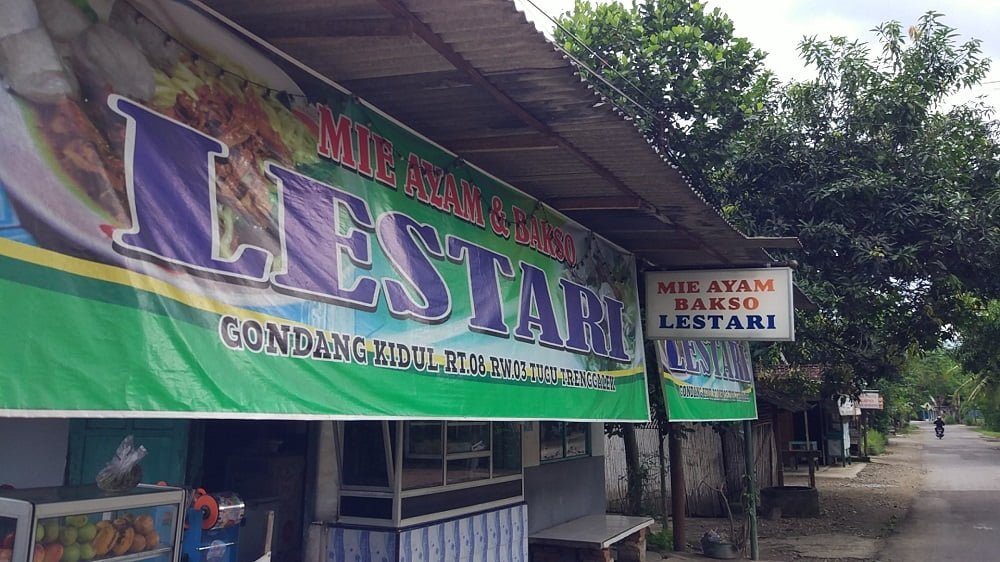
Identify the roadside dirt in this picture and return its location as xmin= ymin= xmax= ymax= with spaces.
xmin=671 ymin=431 xmax=925 ymax=561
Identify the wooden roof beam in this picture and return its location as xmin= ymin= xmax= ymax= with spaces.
xmin=371 ymin=0 xmax=644 ymax=200
xmin=452 ymin=133 xmax=559 ymax=153
xmin=622 ymin=241 xmax=705 ymax=251
xmin=547 ymin=196 xmax=644 ymax=211
xmin=630 ymin=237 xmax=802 ymax=251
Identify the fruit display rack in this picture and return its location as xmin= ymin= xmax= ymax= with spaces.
xmin=0 ymin=484 xmax=183 ymax=562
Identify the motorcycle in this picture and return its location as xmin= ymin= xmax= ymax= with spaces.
xmin=935 ymin=425 xmax=944 ymax=439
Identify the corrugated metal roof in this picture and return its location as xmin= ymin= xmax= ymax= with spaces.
xmin=202 ymin=0 xmax=791 ymax=269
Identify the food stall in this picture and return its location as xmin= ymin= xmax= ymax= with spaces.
xmin=0 ymin=0 xmax=786 ymax=560
xmin=0 ymin=0 xmax=649 ymax=559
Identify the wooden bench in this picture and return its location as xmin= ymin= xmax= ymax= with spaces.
xmin=787 ymin=440 xmax=819 ymax=465
xmin=529 ymin=514 xmax=654 ymax=562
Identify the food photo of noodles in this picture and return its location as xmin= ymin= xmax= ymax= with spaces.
xmin=0 ymin=0 xmax=319 ymax=296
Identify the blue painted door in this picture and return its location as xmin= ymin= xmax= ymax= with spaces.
xmin=67 ymin=419 xmax=190 ymax=486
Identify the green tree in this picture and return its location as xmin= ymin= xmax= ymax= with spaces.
xmin=954 ymin=299 xmax=1000 ymax=428
xmin=902 ymin=351 xmax=964 ymax=411
xmin=555 ymin=0 xmax=773 ymax=188
xmin=717 ymin=14 xmax=1000 ymax=380
xmin=563 ymin=5 xmax=1000 ymax=383
xmin=562 ymin=1 xmax=1000 ymax=512
xmin=558 ymin=0 xmax=776 ymax=514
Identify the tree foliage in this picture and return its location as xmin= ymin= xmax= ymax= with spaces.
xmin=955 ymin=299 xmax=1000 ymax=378
xmin=953 ymin=299 xmax=1000 ymax=428
xmin=560 ymin=4 xmax=1000 ymax=387
xmin=555 ymin=0 xmax=773 ymax=184
xmin=899 ymin=351 xmax=964 ymax=410
xmin=717 ymin=14 xmax=1000 ymax=380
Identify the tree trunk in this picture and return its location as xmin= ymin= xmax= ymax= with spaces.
xmin=659 ymin=427 xmax=668 ymax=526
xmin=623 ymin=423 xmax=643 ymax=514
xmin=669 ymin=423 xmax=687 ymax=551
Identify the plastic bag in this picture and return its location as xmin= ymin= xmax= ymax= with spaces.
xmin=95 ymin=435 xmax=147 ymax=492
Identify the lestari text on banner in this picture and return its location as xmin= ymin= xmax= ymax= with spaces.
xmin=654 ymin=339 xmax=758 ymax=422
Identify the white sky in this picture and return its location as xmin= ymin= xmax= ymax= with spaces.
xmin=515 ymin=0 xmax=1000 ymax=111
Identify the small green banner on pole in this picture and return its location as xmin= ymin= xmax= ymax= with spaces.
xmin=654 ymin=340 xmax=757 ymax=422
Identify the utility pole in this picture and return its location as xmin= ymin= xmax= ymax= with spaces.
xmin=743 ymin=420 xmax=759 ymax=560
xmin=669 ymin=422 xmax=686 ymax=551
xmin=804 ymin=409 xmax=816 ymax=487
xmin=659 ymin=425 xmax=669 ymax=533
xmin=862 ymin=412 xmax=869 ymax=458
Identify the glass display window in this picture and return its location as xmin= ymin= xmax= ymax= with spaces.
xmin=540 ymin=421 xmax=591 ymax=462
xmin=338 ymin=421 xmax=523 ymax=526
xmin=1 ymin=515 xmax=18 ymax=561
xmin=0 ymin=484 xmax=183 ymax=562
xmin=492 ymin=423 xmax=522 ymax=478
xmin=341 ymin=421 xmax=392 ymax=489
xmin=403 ymin=422 xmax=444 ymax=490
xmin=34 ymin=508 xmax=174 ymax=561
xmin=402 ymin=422 xmax=521 ymax=489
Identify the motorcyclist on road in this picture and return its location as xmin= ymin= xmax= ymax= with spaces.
xmin=934 ymin=416 xmax=945 ymax=437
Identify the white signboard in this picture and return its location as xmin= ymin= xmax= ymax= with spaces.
xmin=842 ymin=421 xmax=851 ymax=457
xmin=859 ymin=391 xmax=884 ymax=410
xmin=644 ymin=268 xmax=795 ymax=341
xmin=838 ymin=396 xmax=861 ymax=417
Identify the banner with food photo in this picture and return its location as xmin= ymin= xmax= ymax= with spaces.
xmin=655 ymin=340 xmax=757 ymax=422
xmin=0 ymin=0 xmax=649 ymax=420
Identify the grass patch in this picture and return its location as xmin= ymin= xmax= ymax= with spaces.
xmin=895 ymin=423 xmax=916 ymax=435
xmin=647 ymin=528 xmax=673 ymax=551
xmin=866 ymin=428 xmax=888 ymax=455
xmin=972 ymin=426 xmax=1000 ymax=439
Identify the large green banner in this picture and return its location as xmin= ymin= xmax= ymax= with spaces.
xmin=654 ymin=340 xmax=757 ymax=422
xmin=0 ymin=0 xmax=647 ymax=420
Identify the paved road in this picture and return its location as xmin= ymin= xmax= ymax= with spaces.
xmin=879 ymin=421 xmax=1000 ymax=561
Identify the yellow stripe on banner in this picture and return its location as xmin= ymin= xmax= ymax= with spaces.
xmin=0 ymin=238 xmax=295 ymax=327
xmin=604 ymin=366 xmax=645 ymax=378
xmin=0 ymin=238 xmax=645 ymax=380
xmin=663 ymin=370 xmax=753 ymax=393
xmin=663 ymin=371 xmax=692 ymax=387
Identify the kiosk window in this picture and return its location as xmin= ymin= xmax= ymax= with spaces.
xmin=493 ymin=422 xmax=522 ymax=477
xmin=342 ymin=421 xmax=390 ymax=488
xmin=402 ymin=421 xmax=522 ymax=490
xmin=403 ymin=422 xmax=444 ymax=490
xmin=540 ymin=422 xmax=591 ymax=462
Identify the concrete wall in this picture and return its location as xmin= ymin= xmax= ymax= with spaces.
xmin=521 ymin=421 xmax=606 ymax=533
xmin=523 ymin=455 xmax=606 ymax=534
xmin=0 ymin=418 xmax=69 ymax=487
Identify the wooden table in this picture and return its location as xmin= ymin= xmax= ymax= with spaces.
xmin=530 ymin=514 xmax=654 ymax=562
xmin=780 ymin=449 xmax=822 ymax=488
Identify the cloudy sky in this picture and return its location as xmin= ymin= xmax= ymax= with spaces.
xmin=514 ymin=0 xmax=1000 ymax=110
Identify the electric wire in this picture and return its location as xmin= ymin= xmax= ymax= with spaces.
xmin=519 ymin=0 xmax=664 ymax=124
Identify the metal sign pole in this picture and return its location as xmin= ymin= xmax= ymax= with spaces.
xmin=743 ymin=420 xmax=759 ymax=560
xmin=669 ymin=422 xmax=687 ymax=552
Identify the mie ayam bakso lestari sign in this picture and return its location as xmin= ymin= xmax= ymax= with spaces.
xmin=644 ymin=268 xmax=795 ymax=341
xmin=0 ymin=0 xmax=648 ymax=420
